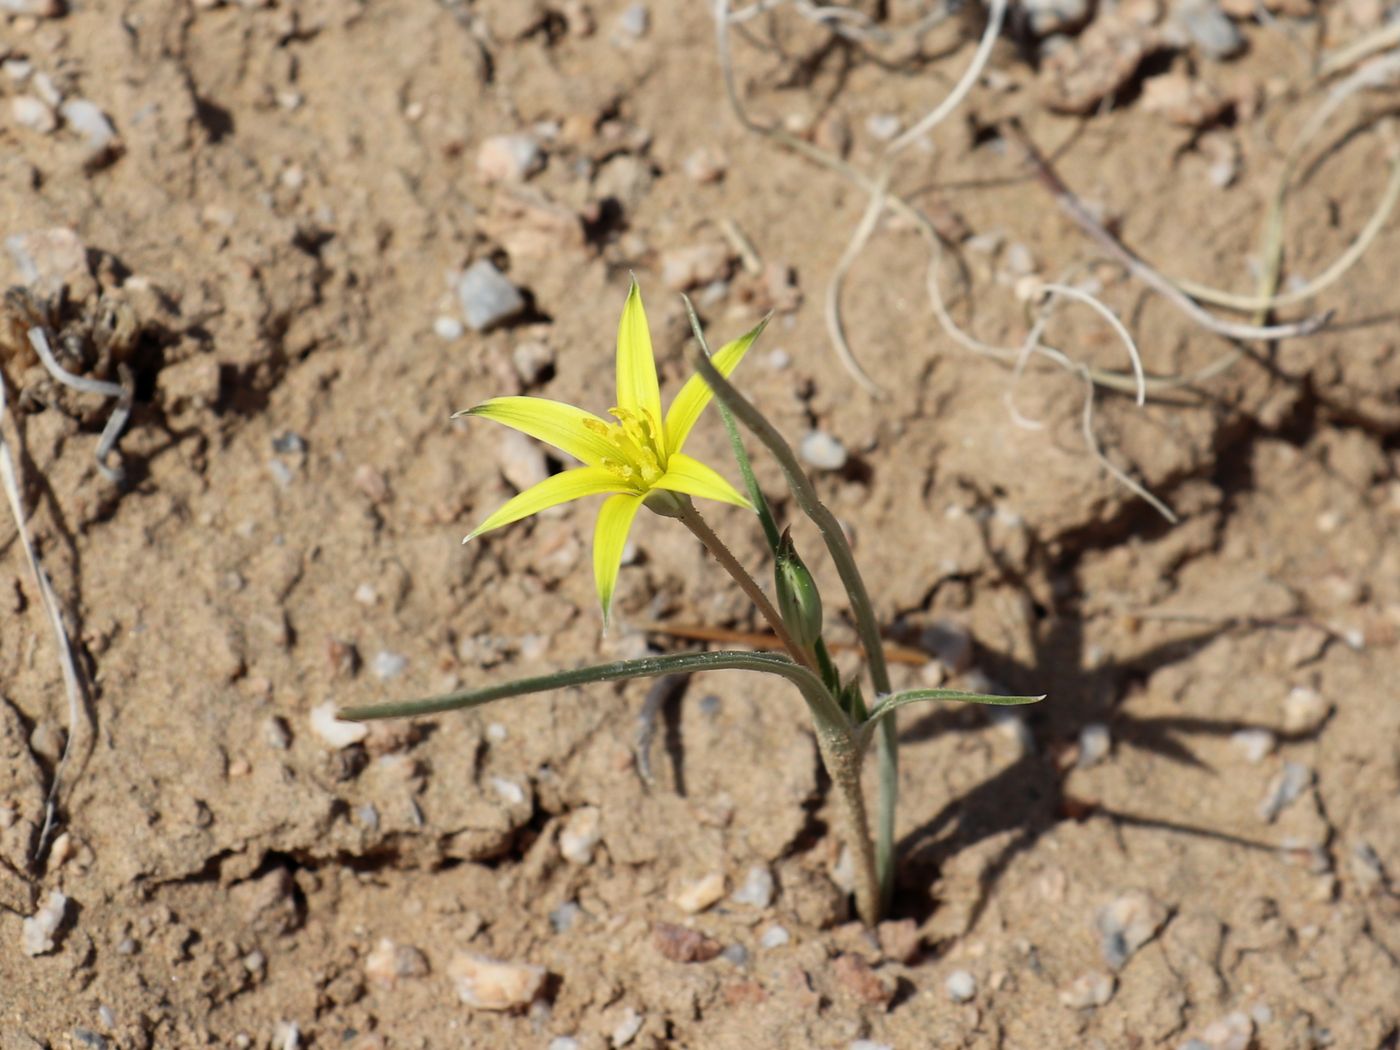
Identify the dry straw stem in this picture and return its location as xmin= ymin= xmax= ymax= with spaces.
xmin=27 ymin=327 xmax=134 ymax=483
xmin=0 ymin=369 xmax=89 ymax=867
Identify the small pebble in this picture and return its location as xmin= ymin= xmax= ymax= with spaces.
xmin=672 ymin=872 xmax=726 ymax=914
xmin=850 ymin=1043 xmax=894 ymax=1050
xmin=760 ymin=925 xmax=790 ymax=949
xmin=652 ymin=921 xmax=722 ymax=963
xmin=476 ymin=133 xmax=544 ymax=184
xmin=365 ymin=938 xmax=429 ymax=987
xmin=371 ymin=651 xmax=408 ymax=681
xmin=548 ymin=1039 xmax=580 ymax=1050
xmin=1078 ymin=723 xmax=1111 ymax=767
xmin=683 ymin=147 xmax=727 ymax=183
xmin=730 ymin=864 xmax=775 ymax=909
xmin=434 ymin=315 xmax=464 ymax=341
xmin=511 ymin=341 xmax=555 ymax=385
xmin=1231 ymin=728 xmax=1275 ymax=764
xmin=611 ymin=1007 xmax=643 ymax=1046
xmin=59 ymin=98 xmax=119 ymax=160
xmin=490 ymin=777 xmax=526 ymax=806
xmin=22 ymin=890 xmax=68 ymax=956
xmin=550 ymin=901 xmax=581 ymax=932
xmin=1258 ymin=762 xmax=1311 ymax=822
xmin=945 ymin=969 xmax=977 ymax=1003
xmin=1282 ymin=687 xmax=1330 ymax=734
xmin=309 ymin=701 xmax=368 ymax=749
xmin=1171 ymin=0 xmax=1244 ymax=59
xmin=498 ymin=429 xmax=549 ymax=493
xmin=865 ymin=114 xmax=902 ymax=141
xmin=457 ymin=260 xmax=527 ymax=332
xmin=1190 ymin=1011 xmax=1254 ymax=1050
xmin=5 ymin=227 xmax=87 ymax=297
xmin=765 ymin=348 xmax=791 ymax=370
xmin=799 ymin=431 xmax=847 ymax=471
xmin=660 ymin=243 xmax=734 ymax=291
xmin=12 ymin=95 xmax=56 ymax=133
xmin=271 ymin=430 xmax=306 ymax=455
xmin=559 ymin=806 xmax=602 ymax=865
xmin=1059 ymin=971 xmax=1116 ymax=1009
xmin=617 ymin=3 xmax=649 ymax=37
xmin=721 ymin=943 xmax=748 ymax=966
xmin=1020 ymin=0 xmax=1090 ymax=33
xmin=1096 ymin=890 xmax=1169 ymax=970
xmin=448 ymin=953 xmax=546 ymax=1011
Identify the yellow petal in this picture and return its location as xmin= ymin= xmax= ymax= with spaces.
xmin=593 ymin=492 xmax=644 ymax=625
xmin=663 ymin=317 xmax=766 ymax=454
xmin=653 ymin=452 xmax=752 ymax=509
xmin=467 ymin=466 xmax=631 ymax=539
xmin=615 ymin=280 xmax=664 ymax=448
xmin=458 ymin=396 xmax=616 ymax=468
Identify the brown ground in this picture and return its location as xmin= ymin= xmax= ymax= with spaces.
xmin=2 ymin=1 xmax=1399 ymax=1047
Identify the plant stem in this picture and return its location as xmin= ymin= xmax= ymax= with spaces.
xmin=674 ymin=500 xmax=817 ymax=675
xmin=814 ymin=723 xmax=880 ymax=926
xmin=688 ymin=347 xmax=900 ymax=913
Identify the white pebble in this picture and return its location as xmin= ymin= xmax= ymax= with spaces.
xmin=945 ymin=969 xmax=977 ymax=1002
xmin=11 ymin=95 xmax=56 ymax=133
xmin=1230 ymin=728 xmax=1275 ymax=764
xmin=559 ymin=806 xmax=602 ymax=865
xmin=59 ymin=98 xmax=118 ymax=156
xmin=730 ymin=864 xmax=775 ymax=909
xmin=1078 ymin=723 xmax=1111 ymax=767
xmin=799 ymin=430 xmax=847 ymax=471
xmin=448 ymin=953 xmax=546 ymax=1011
xmin=365 ymin=938 xmax=429 ymax=987
xmin=433 ymin=315 xmax=464 ymax=341
xmin=865 ymin=114 xmax=902 ymax=141
xmin=1059 ymin=970 xmax=1116 ymax=1008
xmin=760 ymin=925 xmax=790 ymax=949
xmin=457 ymin=259 xmax=526 ymax=332
xmin=371 ymin=651 xmax=408 ymax=681
xmin=491 ymin=777 xmax=526 ymax=806
xmin=476 ymin=133 xmax=544 ymax=184
xmin=548 ymin=1040 xmax=580 ymax=1050
xmin=1258 ymin=762 xmax=1311 ymax=823
xmin=1282 ymin=687 xmax=1329 ymax=734
xmin=309 ymin=701 xmax=368 ymax=749
xmin=617 ymin=4 xmax=649 ymax=37
xmin=611 ymin=1006 xmax=644 ymax=1046
xmin=672 ymin=873 xmax=726 ymax=915
xmin=21 ymin=890 xmax=68 ymax=956
xmin=851 ymin=1042 xmax=894 ymax=1050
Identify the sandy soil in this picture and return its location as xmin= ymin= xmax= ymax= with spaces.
xmin=2 ymin=1 xmax=1399 ymax=1047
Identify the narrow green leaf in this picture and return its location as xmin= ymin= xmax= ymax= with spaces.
xmin=867 ymin=688 xmax=1045 ymax=722
xmin=681 ymin=297 xmax=783 ymax=557
xmin=340 ymin=648 xmax=832 ymax=723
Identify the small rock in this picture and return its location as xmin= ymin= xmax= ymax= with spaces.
xmin=272 ymin=430 xmax=306 ymax=455
xmin=371 ymin=651 xmax=408 ymax=682
xmin=498 ymin=429 xmax=549 ymax=493
xmin=310 ymin=702 xmax=369 ymax=749
xmin=683 ymin=147 xmax=727 ymax=183
xmin=1060 ymin=971 xmax=1116 ymax=1008
xmin=476 ymin=134 xmax=545 ymax=184
xmin=617 ymin=3 xmax=649 ymax=37
xmin=457 ymin=260 xmax=527 ymax=332
xmin=720 ymin=943 xmax=748 ymax=966
xmin=920 ymin=620 xmax=974 ymax=673
xmin=559 ymin=806 xmax=602 ymax=865
xmin=611 ymin=1007 xmax=644 ymax=1047
xmin=234 ymin=868 xmax=299 ymax=936
xmin=1021 ymin=0 xmax=1092 ymax=33
xmin=21 ymin=890 xmax=68 ymax=956
xmin=652 ymin=921 xmax=721 ymax=963
xmin=832 ymin=953 xmax=894 ymax=1007
xmin=548 ymin=1039 xmax=580 ymax=1050
xmin=1190 ymin=1011 xmax=1254 ymax=1050
xmin=490 ymin=777 xmax=526 ymax=806
xmin=660 ymin=243 xmax=735 ymax=291
xmin=511 ymin=340 xmax=555 ymax=386
xmin=353 ymin=465 xmax=390 ymax=504
xmin=1078 ymin=723 xmax=1111 ymax=768
xmin=59 ymin=99 xmax=120 ymax=164
xmin=850 ymin=1043 xmax=894 ymax=1050
xmin=365 ymin=938 xmax=429 ymax=987
xmin=5 ymin=227 xmax=88 ymax=298
xmin=0 ymin=0 xmax=63 ymax=12
xmin=1282 ymin=686 xmax=1329 ymax=734
xmin=1231 ymin=728 xmax=1275 ymax=764
xmin=1258 ymin=761 xmax=1311 ymax=822
xmin=865 ymin=114 xmax=902 ymax=142
xmin=812 ymin=111 xmax=852 ymax=157
xmin=945 ymin=969 xmax=977 ymax=1002
xmin=1171 ymin=0 xmax=1244 ymax=59
xmin=1096 ymin=890 xmax=1169 ymax=970
xmin=730 ymin=865 xmax=775 ymax=909
xmin=433 ymin=315 xmax=464 ymax=341
xmin=877 ymin=918 xmax=921 ymax=964
xmin=799 ymin=431 xmax=847 ymax=471
xmin=12 ymin=96 xmax=56 ymax=133
xmin=760 ymin=925 xmax=790 ymax=949
xmin=673 ymin=873 xmax=726 ymax=914
xmin=550 ymin=901 xmax=581 ymax=932
xmin=448 ymin=953 xmax=546 ymax=1011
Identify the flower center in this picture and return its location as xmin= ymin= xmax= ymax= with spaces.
xmin=583 ymin=407 xmax=666 ymax=488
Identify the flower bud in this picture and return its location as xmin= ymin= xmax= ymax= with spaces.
xmin=774 ymin=529 xmax=823 ymax=651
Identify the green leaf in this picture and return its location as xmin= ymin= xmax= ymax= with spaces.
xmin=339 ymin=648 xmax=834 ymax=723
xmin=866 ymin=688 xmax=1044 ymax=722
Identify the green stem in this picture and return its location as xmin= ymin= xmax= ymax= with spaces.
xmin=674 ymin=499 xmax=816 ymax=676
xmin=689 ymin=347 xmax=899 ymax=914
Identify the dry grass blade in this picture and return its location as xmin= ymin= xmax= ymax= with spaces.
xmin=0 ymin=370 xmax=90 ymax=867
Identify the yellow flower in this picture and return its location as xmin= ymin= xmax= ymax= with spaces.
xmin=459 ymin=280 xmax=760 ymax=622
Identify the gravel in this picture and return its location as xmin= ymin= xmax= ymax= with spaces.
xmin=799 ymin=430 xmax=848 ymax=471
xmin=457 ymin=260 xmax=527 ymax=332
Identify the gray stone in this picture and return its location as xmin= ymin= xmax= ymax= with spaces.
xmin=799 ymin=430 xmax=848 ymax=471
xmin=457 ymin=260 xmax=526 ymax=332
xmin=1172 ymin=0 xmax=1245 ymax=60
